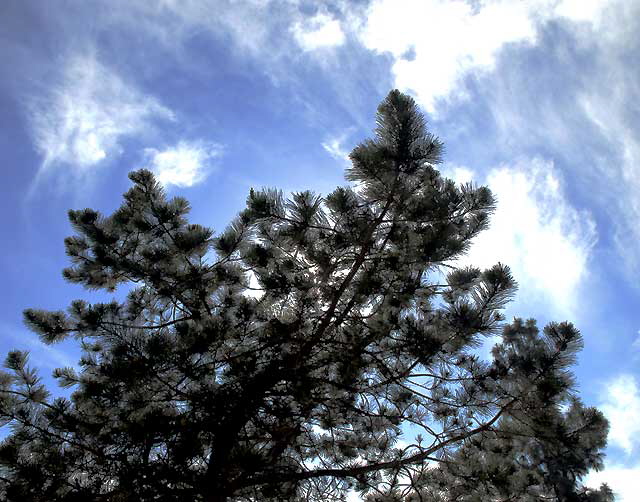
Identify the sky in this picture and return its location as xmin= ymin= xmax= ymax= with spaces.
xmin=1 ymin=0 xmax=639 ymax=498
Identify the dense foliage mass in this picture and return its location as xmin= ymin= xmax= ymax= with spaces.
xmin=0 ymin=91 xmax=612 ymax=501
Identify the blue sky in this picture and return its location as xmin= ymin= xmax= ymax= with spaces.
xmin=1 ymin=0 xmax=639 ymax=498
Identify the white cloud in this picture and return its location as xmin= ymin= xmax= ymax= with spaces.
xmin=292 ymin=12 xmax=345 ymax=51
xmin=584 ymin=374 xmax=640 ymax=500
xmin=321 ymin=129 xmax=353 ymax=165
xmin=585 ymin=463 xmax=640 ymax=501
xmin=357 ymin=0 xmax=613 ymax=114
xmin=144 ymin=140 xmax=222 ymax=188
xmin=28 ymin=54 xmax=174 ymax=175
xmin=359 ymin=0 xmax=541 ymax=113
xmin=555 ymin=0 xmax=608 ymax=25
xmin=599 ymin=374 xmax=640 ymax=454
xmin=442 ymin=164 xmax=474 ymax=185
xmin=454 ymin=158 xmax=597 ymax=317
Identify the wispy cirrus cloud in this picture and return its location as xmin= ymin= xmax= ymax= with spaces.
xmin=109 ymin=0 xmax=297 ymax=66
xmin=578 ymin=76 xmax=640 ymax=278
xmin=144 ymin=140 xmax=222 ymax=189
xmin=28 ymin=53 xmax=174 ymax=178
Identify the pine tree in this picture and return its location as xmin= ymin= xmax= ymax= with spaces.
xmin=1 ymin=91 xmax=612 ymax=501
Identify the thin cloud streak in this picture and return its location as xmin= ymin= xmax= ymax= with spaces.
xmin=1 ymin=323 xmax=77 ymax=371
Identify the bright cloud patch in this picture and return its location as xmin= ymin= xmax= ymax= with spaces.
xmin=359 ymin=0 xmax=539 ymax=113
xmin=29 ymin=54 xmax=173 ymax=172
xmin=585 ymin=462 xmax=640 ymax=502
xmin=144 ymin=141 xmax=222 ymax=188
xmin=555 ymin=0 xmax=607 ymax=24
xmin=443 ymin=164 xmax=474 ymax=185
xmin=452 ymin=158 xmax=596 ymax=317
xmin=599 ymin=374 xmax=640 ymax=454
xmin=292 ymin=12 xmax=345 ymax=51
xmin=321 ymin=129 xmax=353 ymax=165
xmin=358 ymin=0 xmax=611 ymax=113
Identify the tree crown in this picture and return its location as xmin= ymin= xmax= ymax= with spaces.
xmin=1 ymin=90 xmax=611 ymax=502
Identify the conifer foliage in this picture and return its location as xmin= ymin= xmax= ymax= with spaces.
xmin=1 ymin=91 xmax=612 ymax=501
